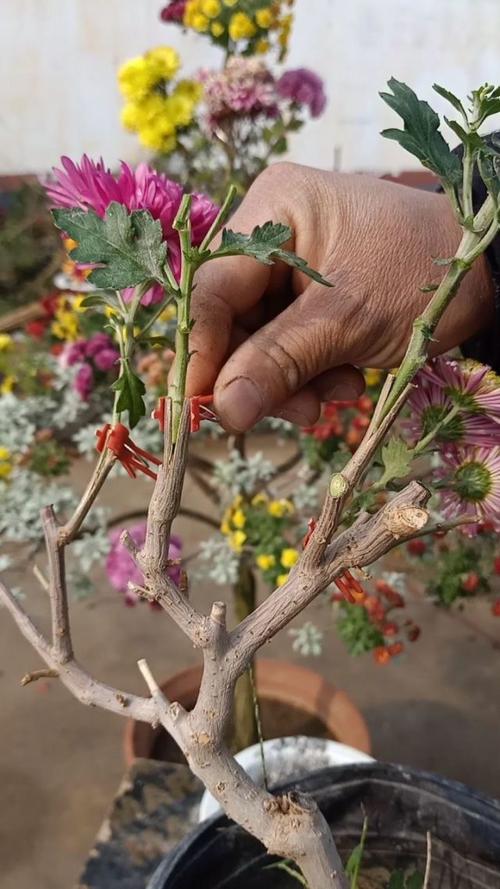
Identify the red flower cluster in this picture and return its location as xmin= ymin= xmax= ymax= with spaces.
xmin=24 ymin=293 xmax=59 ymax=339
xmin=333 ymin=575 xmax=421 ymax=664
xmin=303 ymin=395 xmax=373 ymax=450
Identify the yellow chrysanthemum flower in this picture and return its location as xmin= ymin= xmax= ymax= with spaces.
xmin=251 ymin=492 xmax=268 ymax=507
xmin=0 ymin=446 xmax=12 ymax=479
xmin=221 ymin=519 xmax=231 ymax=535
xmin=229 ymin=11 xmax=257 ymax=40
xmin=118 ymin=57 xmax=159 ymax=101
xmin=160 ymin=304 xmax=177 ymax=322
xmin=277 ymin=573 xmax=290 ymax=587
xmin=0 ymin=375 xmax=16 ymax=395
xmin=255 ymin=38 xmax=270 ymax=53
xmin=51 ymin=309 xmax=79 ymax=342
xmin=255 ymin=7 xmax=273 ymax=28
xmin=146 ymin=46 xmax=180 ymax=80
xmin=364 ymin=368 xmax=383 ymax=387
xmin=268 ymin=499 xmax=294 ymax=518
xmin=256 ymin=553 xmax=276 ymax=571
xmin=232 ymin=508 xmax=246 ymax=529
xmin=229 ymin=530 xmax=247 ymax=552
xmin=139 ymin=123 xmax=177 ymax=153
xmin=201 ymin=0 xmax=221 ymax=16
xmin=281 ymin=548 xmax=299 ymax=569
xmin=72 ymin=295 xmax=87 ymax=313
xmin=211 ymin=21 xmax=225 ymax=36
xmin=0 ymin=334 xmax=13 ymax=351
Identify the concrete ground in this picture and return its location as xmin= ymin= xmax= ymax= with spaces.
xmin=1 ymin=438 xmax=500 ymax=889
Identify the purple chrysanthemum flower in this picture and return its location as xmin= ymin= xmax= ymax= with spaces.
xmin=74 ymin=363 xmax=94 ymax=400
xmin=406 ymin=380 xmax=500 ymax=448
xmin=85 ymin=332 xmax=114 ymax=357
xmin=420 ymin=357 xmax=500 ymax=421
xmin=106 ymin=521 xmax=182 ymax=606
xmin=277 ymin=68 xmax=327 ymax=118
xmin=93 ymin=348 xmax=119 ymax=372
xmin=44 ymin=157 xmax=218 ymax=290
xmin=160 ymin=0 xmax=187 ymax=23
xmin=437 ymin=445 xmax=500 ymax=535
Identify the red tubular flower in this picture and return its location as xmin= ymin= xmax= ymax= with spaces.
xmin=96 ymin=423 xmax=162 ymax=479
xmin=374 ymin=647 xmax=391 ymax=665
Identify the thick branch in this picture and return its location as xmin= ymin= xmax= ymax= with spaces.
xmin=230 ymin=482 xmax=430 ymax=670
xmin=42 ymin=506 xmax=73 ymax=663
xmin=0 ymin=579 xmax=156 ymax=722
xmin=138 ymin=400 xmax=207 ymax=645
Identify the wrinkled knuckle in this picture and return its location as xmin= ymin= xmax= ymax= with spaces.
xmin=253 ymin=331 xmax=306 ymax=395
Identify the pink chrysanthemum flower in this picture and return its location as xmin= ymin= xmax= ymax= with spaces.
xmin=106 ymin=521 xmax=182 ymax=606
xmin=199 ymin=58 xmax=279 ymax=132
xmin=437 ymin=446 xmax=500 ymax=535
xmin=406 ymin=383 xmax=500 ymax=448
xmin=420 ymin=357 xmax=500 ymax=422
xmin=44 ymin=156 xmax=218 ymax=301
xmin=277 ymin=68 xmax=327 ymax=118
xmin=160 ymin=0 xmax=187 ymax=23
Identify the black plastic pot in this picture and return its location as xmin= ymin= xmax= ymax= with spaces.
xmin=147 ymin=762 xmax=500 ymax=889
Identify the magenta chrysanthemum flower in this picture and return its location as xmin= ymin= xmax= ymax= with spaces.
xmin=405 ymin=380 xmax=500 ymax=448
xmin=199 ymin=58 xmax=279 ymax=131
xmin=277 ymin=68 xmax=327 ymax=118
xmin=420 ymin=357 xmax=500 ymax=422
xmin=160 ymin=0 xmax=187 ymax=22
xmin=437 ymin=446 xmax=500 ymax=535
xmin=74 ymin=363 xmax=94 ymax=400
xmin=106 ymin=521 xmax=182 ymax=606
xmin=44 ymin=156 xmax=218 ymax=287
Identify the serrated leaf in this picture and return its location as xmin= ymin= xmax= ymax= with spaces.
xmin=213 ymin=222 xmax=332 ymax=286
xmin=380 ymin=437 xmax=414 ymax=484
xmin=478 ymin=146 xmax=500 ymax=201
xmin=380 ymin=78 xmax=462 ymax=186
xmin=52 ymin=203 xmax=168 ymax=290
xmin=433 ymin=83 xmax=466 ymax=117
xmin=445 ymin=118 xmax=483 ymax=153
xmin=112 ymin=361 xmax=146 ymax=428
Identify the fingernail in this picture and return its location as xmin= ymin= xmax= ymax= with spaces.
xmin=217 ymin=377 xmax=264 ymax=431
xmin=329 ymin=384 xmax=359 ymax=402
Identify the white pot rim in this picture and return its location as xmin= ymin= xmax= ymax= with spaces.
xmin=198 ymin=735 xmax=375 ymax=822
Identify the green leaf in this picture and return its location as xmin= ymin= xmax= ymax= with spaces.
xmin=52 ymin=203 xmax=168 ymax=290
xmin=380 ymin=437 xmax=414 ymax=484
xmin=406 ymin=874 xmax=424 ymax=889
xmin=79 ymin=292 xmax=121 ymax=311
xmin=380 ymin=78 xmax=462 ymax=186
xmin=433 ymin=84 xmax=466 ymax=117
xmin=445 ymin=119 xmax=483 ymax=153
xmin=471 ymin=84 xmax=500 ymax=125
xmin=478 ymin=145 xmax=500 ymax=201
xmin=346 ymin=818 xmax=368 ymax=889
xmin=213 ymin=222 xmax=332 ymax=286
xmin=112 ymin=361 xmax=146 ymax=428
xmin=388 ymin=873 xmax=405 ymax=889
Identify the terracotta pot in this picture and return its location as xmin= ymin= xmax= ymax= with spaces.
xmin=123 ymin=658 xmax=371 ymax=766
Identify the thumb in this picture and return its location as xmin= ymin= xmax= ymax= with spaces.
xmin=213 ymin=284 xmax=350 ymax=431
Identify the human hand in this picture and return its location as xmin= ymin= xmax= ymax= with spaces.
xmin=184 ymin=163 xmax=494 ymax=431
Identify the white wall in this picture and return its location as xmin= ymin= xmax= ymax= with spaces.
xmin=1 ymin=0 xmax=500 ymax=175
